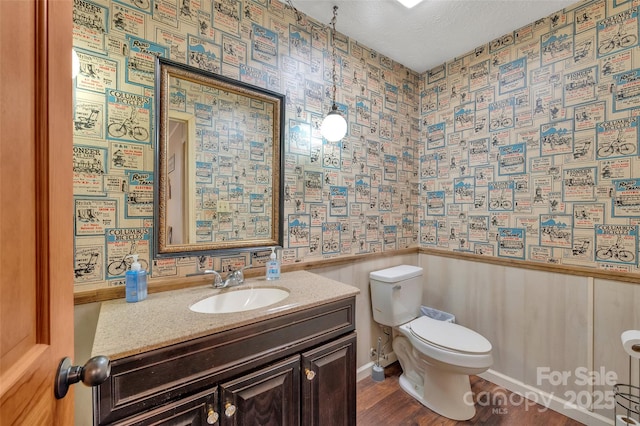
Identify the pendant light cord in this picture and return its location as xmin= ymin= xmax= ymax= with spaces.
xmin=319 ymin=4 xmax=347 ymax=142
xmin=330 ymin=5 xmax=338 ymax=111
xmin=284 ymin=0 xmax=303 ymax=23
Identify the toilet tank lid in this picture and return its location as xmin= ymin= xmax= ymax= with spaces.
xmin=370 ymin=265 xmax=423 ymax=282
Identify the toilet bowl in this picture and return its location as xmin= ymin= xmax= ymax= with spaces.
xmin=370 ymin=265 xmax=493 ymax=421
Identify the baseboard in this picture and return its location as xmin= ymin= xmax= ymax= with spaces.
xmin=479 ymin=369 xmax=613 ymax=426
xmin=357 ymin=351 xmax=398 ymax=382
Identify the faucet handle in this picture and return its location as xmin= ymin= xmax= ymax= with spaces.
xmin=203 ymin=269 xmax=223 ymax=288
xmin=230 ymin=266 xmax=248 ymax=284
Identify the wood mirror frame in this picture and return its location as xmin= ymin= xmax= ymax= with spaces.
xmin=155 ymin=58 xmax=284 ymax=257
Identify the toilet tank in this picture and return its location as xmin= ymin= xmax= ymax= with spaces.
xmin=370 ymin=265 xmax=423 ymax=326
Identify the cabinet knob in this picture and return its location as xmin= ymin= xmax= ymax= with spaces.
xmin=206 ymin=406 xmax=219 ymax=424
xmin=305 ymin=368 xmax=316 ymax=381
xmin=224 ymin=403 xmax=237 ymax=417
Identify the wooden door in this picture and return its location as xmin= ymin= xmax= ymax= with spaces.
xmin=301 ymin=333 xmax=357 ymax=426
xmin=220 ymin=356 xmax=300 ymax=426
xmin=0 ymin=0 xmax=75 ymax=424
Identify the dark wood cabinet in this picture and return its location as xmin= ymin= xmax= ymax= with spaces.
xmin=116 ymin=388 xmax=219 ymax=426
xmin=301 ymin=334 xmax=356 ymax=426
xmin=220 ymin=356 xmax=300 ymax=426
xmin=93 ymin=297 xmax=356 ymax=425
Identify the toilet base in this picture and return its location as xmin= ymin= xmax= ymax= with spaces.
xmin=394 ymin=335 xmax=478 ymax=421
xmin=398 ymin=369 xmax=476 ymax=421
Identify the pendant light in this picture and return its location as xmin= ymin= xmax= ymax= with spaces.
xmin=320 ymin=5 xmax=347 ymax=142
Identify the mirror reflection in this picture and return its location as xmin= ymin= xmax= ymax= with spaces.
xmin=156 ymin=58 xmax=284 ymax=257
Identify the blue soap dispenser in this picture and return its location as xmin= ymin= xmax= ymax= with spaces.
xmin=266 ymin=247 xmax=280 ymax=280
xmin=125 ymin=254 xmax=147 ymax=302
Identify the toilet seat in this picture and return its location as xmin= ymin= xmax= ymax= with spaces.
xmin=408 ymin=316 xmax=492 ymax=355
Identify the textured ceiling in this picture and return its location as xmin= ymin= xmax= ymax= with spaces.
xmin=292 ymin=0 xmax=579 ymax=73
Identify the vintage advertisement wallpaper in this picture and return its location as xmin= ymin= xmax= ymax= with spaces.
xmin=72 ymin=0 xmax=640 ymax=292
xmin=419 ymin=0 xmax=640 ymax=272
xmin=72 ymin=0 xmax=420 ymax=290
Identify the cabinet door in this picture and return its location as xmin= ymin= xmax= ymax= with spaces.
xmin=219 ymin=355 xmax=300 ymax=426
xmin=117 ymin=388 xmax=219 ymax=425
xmin=301 ymin=333 xmax=356 ymax=426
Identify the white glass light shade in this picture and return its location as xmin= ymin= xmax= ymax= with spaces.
xmin=395 ymin=0 xmax=425 ymax=8
xmin=320 ymin=109 xmax=347 ymax=142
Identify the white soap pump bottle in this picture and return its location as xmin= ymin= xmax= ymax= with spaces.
xmin=266 ymin=247 xmax=280 ymax=280
xmin=125 ymin=254 xmax=147 ymax=302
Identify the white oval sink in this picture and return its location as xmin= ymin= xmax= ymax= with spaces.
xmin=190 ymin=287 xmax=290 ymax=314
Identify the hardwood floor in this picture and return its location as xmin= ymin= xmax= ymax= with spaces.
xmin=357 ymin=363 xmax=584 ymax=425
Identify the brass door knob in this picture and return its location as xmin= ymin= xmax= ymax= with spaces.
xmin=305 ymin=368 xmax=316 ymax=381
xmin=224 ymin=402 xmax=237 ymax=417
xmin=206 ymin=406 xmax=219 ymax=424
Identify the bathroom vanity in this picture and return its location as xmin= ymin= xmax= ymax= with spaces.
xmin=91 ymin=271 xmax=358 ymax=425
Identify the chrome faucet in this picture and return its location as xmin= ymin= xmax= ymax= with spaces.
xmin=204 ymin=267 xmax=246 ymax=289
xmin=203 ymin=270 xmax=223 ymax=288
xmin=225 ymin=267 xmax=246 ymax=286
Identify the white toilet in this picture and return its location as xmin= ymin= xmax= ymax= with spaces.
xmin=370 ymin=265 xmax=493 ymax=421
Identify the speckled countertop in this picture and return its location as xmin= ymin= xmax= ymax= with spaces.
xmin=91 ymin=270 xmax=360 ymax=360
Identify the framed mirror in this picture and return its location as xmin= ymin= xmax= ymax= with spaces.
xmin=155 ymin=58 xmax=284 ymax=257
